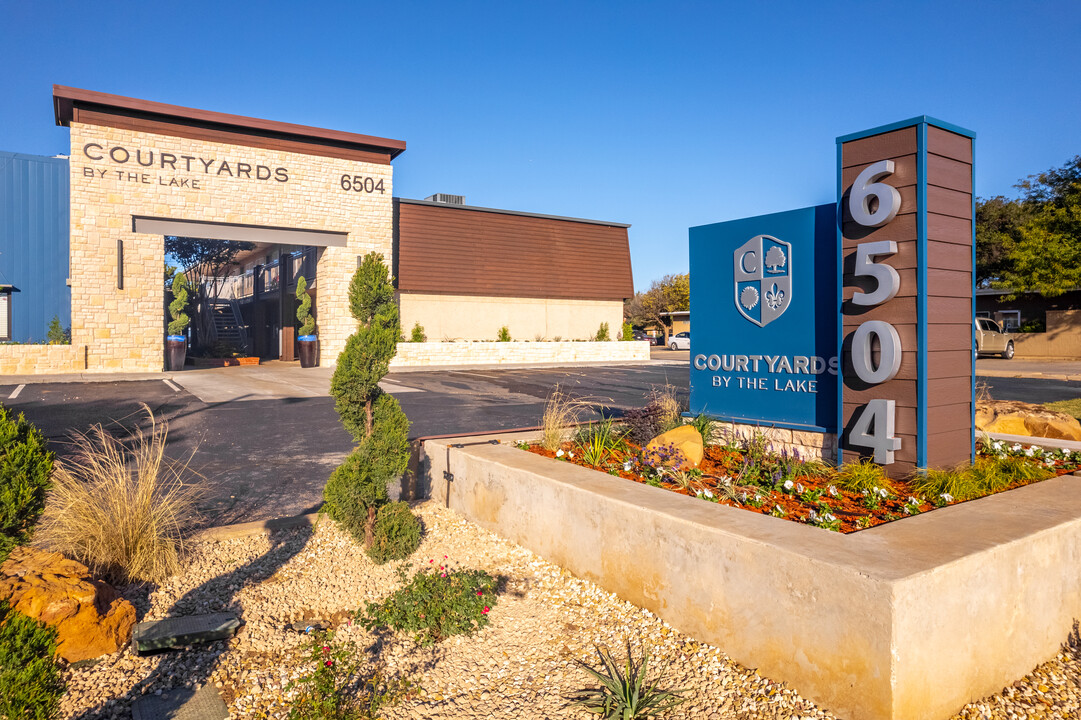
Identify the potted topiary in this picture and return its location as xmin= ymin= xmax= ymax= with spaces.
xmin=166 ymin=271 xmax=190 ymax=371
xmin=296 ymin=275 xmax=318 ymax=367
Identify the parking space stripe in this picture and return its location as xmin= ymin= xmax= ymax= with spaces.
xmin=8 ymin=384 xmax=24 ymax=400
xmin=163 ymin=379 xmax=181 ymax=392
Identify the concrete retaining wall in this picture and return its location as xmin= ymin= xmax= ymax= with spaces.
xmin=420 ymin=433 xmax=1081 ymax=720
xmin=390 ymin=340 xmax=650 ymax=368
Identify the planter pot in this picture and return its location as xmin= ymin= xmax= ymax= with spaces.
xmin=165 ymin=336 xmax=187 ymax=371
xmin=297 ymin=336 xmax=318 ymax=368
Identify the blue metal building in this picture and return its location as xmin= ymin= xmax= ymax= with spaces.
xmin=0 ymin=151 xmax=70 ymax=342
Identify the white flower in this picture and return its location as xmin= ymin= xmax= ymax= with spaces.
xmin=796 ymin=483 xmax=804 ymax=494
xmin=876 ymin=487 xmax=889 ymax=498
xmin=940 ymin=493 xmax=954 ymax=503
xmin=992 ymin=441 xmax=1003 ymax=450
xmin=1025 ymin=447 xmax=1035 ymax=457
xmin=828 ymin=485 xmax=839 ymax=497
xmin=807 ymin=510 xmax=818 ymax=521
xmin=783 ymin=480 xmax=794 ymax=491
xmin=568 ymin=452 xmax=575 ymax=459
xmin=822 ymin=513 xmax=836 ymax=523
xmin=556 ymin=449 xmax=564 ymax=457
xmin=907 ymin=496 xmax=921 ymax=506
xmin=623 ymin=462 xmax=632 ymax=471
xmin=1012 ymin=443 xmax=1023 ymax=451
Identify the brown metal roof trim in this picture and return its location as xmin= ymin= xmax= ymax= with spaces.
xmin=53 ymin=85 xmax=406 ymax=160
xmin=395 ymin=199 xmax=634 ymax=301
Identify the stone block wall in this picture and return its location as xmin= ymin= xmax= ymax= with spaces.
xmin=699 ymin=419 xmax=838 ymax=463
xmin=0 ymin=344 xmax=84 ymax=375
xmin=65 ymin=122 xmax=392 ymax=372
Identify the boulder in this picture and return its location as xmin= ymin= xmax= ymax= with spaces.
xmin=0 ymin=546 xmax=136 ymax=662
xmin=644 ymin=424 xmax=704 ymax=470
xmin=976 ymin=400 xmax=1081 ymax=442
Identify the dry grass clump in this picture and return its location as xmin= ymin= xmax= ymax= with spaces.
xmin=648 ymin=385 xmax=684 ymax=433
xmin=35 ymin=407 xmax=202 ymax=584
xmin=541 ymin=386 xmax=583 ymax=451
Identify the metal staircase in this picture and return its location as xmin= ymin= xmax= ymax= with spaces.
xmin=208 ymin=298 xmax=248 ymax=350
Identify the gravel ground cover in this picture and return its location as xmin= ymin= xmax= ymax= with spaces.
xmin=58 ymin=501 xmax=1081 ymax=719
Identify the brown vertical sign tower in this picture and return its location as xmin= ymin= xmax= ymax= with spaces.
xmin=838 ymin=118 xmax=975 ymax=476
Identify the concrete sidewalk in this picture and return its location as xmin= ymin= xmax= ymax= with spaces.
xmin=977 ymin=358 xmax=1081 ymax=381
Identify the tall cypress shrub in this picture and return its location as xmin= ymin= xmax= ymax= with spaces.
xmin=324 ymin=254 xmax=419 ymax=560
xmin=168 ymin=271 xmax=190 ymax=336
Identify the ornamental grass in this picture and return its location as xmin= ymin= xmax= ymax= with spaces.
xmin=35 ymin=407 xmax=202 ymax=585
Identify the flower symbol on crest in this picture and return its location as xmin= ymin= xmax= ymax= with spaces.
xmin=764 ymin=283 xmax=785 ymax=310
xmin=740 ymin=286 xmax=759 ymax=310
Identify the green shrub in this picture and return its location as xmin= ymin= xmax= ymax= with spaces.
xmin=366 ymin=501 xmax=422 ymax=565
xmin=362 ymin=563 xmax=500 ymax=646
xmin=0 ymin=601 xmax=65 ymax=720
xmin=296 ymin=276 xmax=316 ymax=337
xmin=689 ymin=414 xmax=716 ymax=446
xmin=45 ymin=316 xmax=69 ymax=345
xmin=0 ymin=407 xmax=53 ymax=563
xmin=326 ymin=253 xmax=415 ymax=551
xmin=409 ymin=323 xmax=426 ymax=343
xmin=594 ymin=322 xmax=610 ymax=342
xmin=836 ymin=458 xmax=889 ymax=494
xmin=620 ymin=321 xmax=634 ymax=341
xmin=497 ymin=326 xmax=511 ymax=342
xmin=167 ymin=271 xmax=190 ymax=336
xmin=574 ymin=419 xmax=628 ymax=467
xmin=287 ymin=628 xmax=411 ymax=720
xmin=566 ymin=640 xmax=686 ymax=719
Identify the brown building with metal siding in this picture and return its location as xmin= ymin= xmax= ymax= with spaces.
xmin=395 ymin=198 xmax=633 ymax=341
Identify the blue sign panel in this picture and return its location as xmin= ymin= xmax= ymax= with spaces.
xmin=689 ymin=204 xmax=838 ymax=431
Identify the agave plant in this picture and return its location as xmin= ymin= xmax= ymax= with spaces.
xmin=566 ymin=640 xmax=686 ymax=719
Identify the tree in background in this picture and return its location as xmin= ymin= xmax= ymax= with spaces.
xmin=977 ymin=155 xmax=1081 ymax=297
xmin=624 ymin=273 xmax=689 ymax=344
xmin=165 ymin=237 xmax=254 ymax=347
xmin=324 ymin=253 xmax=419 ymax=563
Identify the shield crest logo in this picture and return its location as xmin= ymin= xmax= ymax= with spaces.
xmin=733 ymin=234 xmax=792 ymax=327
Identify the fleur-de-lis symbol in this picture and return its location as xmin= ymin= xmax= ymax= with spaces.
xmin=764 ymin=283 xmax=785 ymax=310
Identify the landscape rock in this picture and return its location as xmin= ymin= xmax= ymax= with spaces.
xmin=0 ymin=546 xmax=136 ymax=662
xmin=644 ymin=424 xmax=704 ymax=470
xmin=976 ymin=400 xmax=1081 ymax=441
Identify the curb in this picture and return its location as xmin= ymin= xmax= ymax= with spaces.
xmin=978 ymin=370 xmax=1081 ymax=381
xmin=192 ymin=512 xmax=322 ymax=542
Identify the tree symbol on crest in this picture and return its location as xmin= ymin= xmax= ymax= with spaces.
xmin=740 ymin=286 xmax=759 ymax=310
xmin=765 ymin=246 xmax=787 ymax=272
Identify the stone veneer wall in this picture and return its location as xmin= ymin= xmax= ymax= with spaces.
xmin=57 ymin=122 xmax=392 ymax=373
xmin=0 ymin=344 xmax=85 ymax=375
xmin=699 ymin=419 xmax=838 ymax=463
xmin=390 ymin=340 xmax=651 ymax=368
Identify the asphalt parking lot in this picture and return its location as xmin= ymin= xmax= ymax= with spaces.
xmin=0 ymin=360 xmax=688 ymax=528
xmin=3 ymin=354 xmax=1077 ymax=528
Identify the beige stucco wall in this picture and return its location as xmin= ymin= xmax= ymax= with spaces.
xmin=58 ymin=122 xmax=392 ymax=373
xmin=399 ymin=293 xmax=624 ymax=342
xmin=391 ymin=340 xmax=650 ymax=368
xmin=1013 ymin=309 xmax=1081 ymax=358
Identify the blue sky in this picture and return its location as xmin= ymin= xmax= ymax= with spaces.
xmin=2 ymin=1 xmax=1079 ymax=291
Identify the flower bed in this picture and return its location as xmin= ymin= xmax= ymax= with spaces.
xmin=517 ymin=428 xmax=1080 ymax=533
